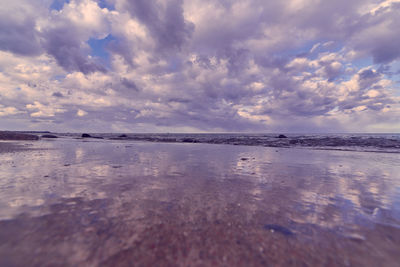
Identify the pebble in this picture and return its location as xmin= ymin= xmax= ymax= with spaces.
xmin=264 ymin=224 xmax=294 ymax=236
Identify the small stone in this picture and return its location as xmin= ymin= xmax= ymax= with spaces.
xmin=345 ymin=233 xmax=366 ymax=241
xmin=41 ymin=134 xmax=58 ymax=138
xmin=112 ymin=165 xmax=122 ymax=168
xmin=264 ymin=224 xmax=294 ymax=236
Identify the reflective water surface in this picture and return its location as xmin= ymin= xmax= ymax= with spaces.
xmin=0 ymin=140 xmax=400 ymax=266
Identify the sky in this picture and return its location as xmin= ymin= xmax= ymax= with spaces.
xmin=0 ymin=0 xmax=399 ymax=133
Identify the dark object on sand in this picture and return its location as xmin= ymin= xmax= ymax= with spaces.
xmin=118 ymin=134 xmax=127 ymax=138
xmin=182 ymin=138 xmax=197 ymax=143
xmin=241 ymin=157 xmax=249 ymax=161
xmin=278 ymin=134 xmax=287 ymax=138
xmin=264 ymin=224 xmax=294 ymax=236
xmin=41 ymin=134 xmax=58 ymax=138
xmin=82 ymin=133 xmax=103 ymax=139
xmin=0 ymin=131 xmax=39 ymax=140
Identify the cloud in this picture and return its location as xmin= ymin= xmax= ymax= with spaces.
xmin=76 ymin=109 xmax=87 ymax=116
xmin=26 ymin=101 xmax=66 ymax=117
xmin=43 ymin=25 xmax=107 ymax=74
xmin=52 ymin=92 xmax=64 ymax=98
xmin=121 ymin=77 xmax=139 ymax=91
xmin=0 ymin=0 xmax=44 ymax=56
xmin=0 ymin=0 xmax=399 ymax=132
xmin=121 ymin=0 xmax=194 ymax=54
xmin=42 ymin=0 xmax=112 ymax=73
xmin=350 ymin=2 xmax=400 ymax=64
xmin=0 ymin=105 xmax=25 ymax=116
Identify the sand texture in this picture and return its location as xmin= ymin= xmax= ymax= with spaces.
xmin=0 ymin=139 xmax=399 ymax=266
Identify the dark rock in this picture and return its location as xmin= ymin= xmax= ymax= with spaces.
xmin=41 ymin=134 xmax=58 ymax=138
xmin=277 ymin=134 xmax=287 ymax=138
xmin=264 ymin=224 xmax=294 ymax=236
xmin=0 ymin=131 xmax=39 ymax=140
xmin=241 ymin=157 xmax=249 ymax=161
xmin=82 ymin=133 xmax=103 ymax=139
xmin=118 ymin=134 xmax=127 ymax=138
xmin=182 ymin=138 xmax=196 ymax=143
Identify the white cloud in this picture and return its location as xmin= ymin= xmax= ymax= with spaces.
xmin=77 ymin=109 xmax=88 ymax=116
xmin=0 ymin=105 xmax=24 ymax=116
xmin=26 ymin=101 xmax=66 ymax=117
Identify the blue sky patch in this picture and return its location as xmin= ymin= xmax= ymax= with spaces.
xmin=50 ymin=0 xmax=69 ymax=11
xmin=50 ymin=0 xmax=114 ymax=11
xmin=88 ymin=34 xmax=116 ymax=68
xmin=97 ymin=0 xmax=115 ymax=10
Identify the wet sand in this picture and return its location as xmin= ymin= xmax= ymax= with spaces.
xmin=0 ymin=139 xmax=400 ymax=266
xmin=0 ymin=142 xmax=38 ymax=154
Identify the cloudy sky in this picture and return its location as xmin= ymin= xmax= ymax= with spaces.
xmin=0 ymin=0 xmax=399 ymax=133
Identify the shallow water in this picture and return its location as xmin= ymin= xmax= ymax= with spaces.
xmin=0 ymin=139 xmax=400 ymax=266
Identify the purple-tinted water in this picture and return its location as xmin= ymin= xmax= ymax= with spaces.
xmin=0 ymin=139 xmax=399 ymax=265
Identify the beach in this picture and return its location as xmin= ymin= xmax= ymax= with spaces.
xmin=0 ymin=137 xmax=400 ymax=266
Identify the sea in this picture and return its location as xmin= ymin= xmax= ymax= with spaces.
xmin=43 ymin=132 xmax=400 ymax=153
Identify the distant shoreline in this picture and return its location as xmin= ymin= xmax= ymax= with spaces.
xmin=1 ymin=131 xmax=400 ymax=153
xmin=0 ymin=131 xmax=39 ymax=141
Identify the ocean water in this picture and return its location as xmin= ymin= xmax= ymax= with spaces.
xmin=52 ymin=133 xmax=400 ymax=153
